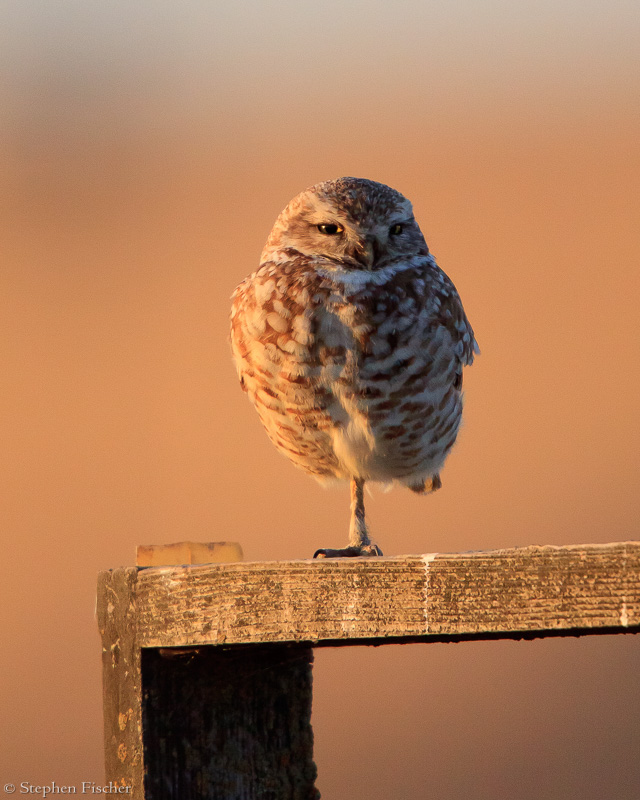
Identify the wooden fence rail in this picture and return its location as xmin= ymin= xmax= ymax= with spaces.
xmin=97 ymin=541 xmax=640 ymax=799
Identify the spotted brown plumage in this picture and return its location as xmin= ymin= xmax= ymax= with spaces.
xmin=230 ymin=177 xmax=478 ymax=557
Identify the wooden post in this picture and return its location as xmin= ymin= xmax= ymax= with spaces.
xmin=97 ymin=541 xmax=640 ymax=797
xmin=97 ymin=568 xmax=144 ymax=794
xmin=142 ymin=645 xmax=317 ymax=799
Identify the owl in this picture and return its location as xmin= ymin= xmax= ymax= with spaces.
xmin=230 ymin=177 xmax=478 ymax=557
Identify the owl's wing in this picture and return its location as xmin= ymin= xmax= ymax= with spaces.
xmin=230 ymin=265 xmax=342 ymax=479
xmin=230 ymin=265 xmax=321 ymax=397
xmin=432 ymin=270 xmax=479 ymax=368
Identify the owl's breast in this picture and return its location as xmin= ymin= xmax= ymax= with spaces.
xmin=305 ymin=274 xmax=462 ymax=481
xmin=231 ymin=256 xmax=469 ymax=483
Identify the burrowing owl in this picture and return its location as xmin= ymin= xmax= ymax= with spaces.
xmin=230 ymin=177 xmax=478 ymax=557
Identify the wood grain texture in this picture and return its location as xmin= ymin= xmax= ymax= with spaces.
xmin=96 ymin=567 xmax=144 ymax=796
xmin=123 ymin=542 xmax=640 ymax=649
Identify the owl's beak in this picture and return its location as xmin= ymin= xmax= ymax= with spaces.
xmin=353 ymin=236 xmax=385 ymax=270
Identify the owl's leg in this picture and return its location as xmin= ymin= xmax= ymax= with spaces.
xmin=313 ymin=477 xmax=383 ymax=558
xmin=348 ymin=477 xmax=371 ymax=547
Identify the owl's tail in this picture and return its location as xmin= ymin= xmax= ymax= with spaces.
xmin=408 ymin=474 xmax=442 ymax=494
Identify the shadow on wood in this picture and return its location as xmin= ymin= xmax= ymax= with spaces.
xmin=142 ymin=645 xmax=317 ymax=800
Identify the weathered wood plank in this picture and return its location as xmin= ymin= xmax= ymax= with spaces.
xmin=130 ymin=542 xmax=640 ymax=648
xmin=97 ymin=541 xmax=639 ymax=796
xmin=96 ymin=567 xmax=144 ymax=795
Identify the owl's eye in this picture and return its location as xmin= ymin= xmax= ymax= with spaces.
xmin=389 ymin=223 xmax=403 ymax=236
xmin=317 ymin=223 xmax=343 ymax=235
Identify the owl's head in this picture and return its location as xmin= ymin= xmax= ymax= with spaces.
xmin=261 ymin=177 xmax=429 ymax=270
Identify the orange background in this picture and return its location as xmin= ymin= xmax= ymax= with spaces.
xmin=2 ymin=3 xmax=639 ymax=797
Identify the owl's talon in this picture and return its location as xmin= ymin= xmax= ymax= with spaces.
xmin=313 ymin=544 xmax=383 ymax=558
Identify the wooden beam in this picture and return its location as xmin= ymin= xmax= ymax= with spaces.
xmin=97 ymin=568 xmax=144 ymax=796
xmin=97 ymin=572 xmax=319 ymax=798
xmin=98 ymin=541 xmax=639 ymax=796
xmin=130 ymin=541 xmax=640 ymax=648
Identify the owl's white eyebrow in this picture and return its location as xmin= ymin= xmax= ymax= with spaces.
xmin=307 ymin=219 xmax=343 ymax=227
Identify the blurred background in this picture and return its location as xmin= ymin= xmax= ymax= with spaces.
xmin=2 ymin=1 xmax=639 ymax=797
